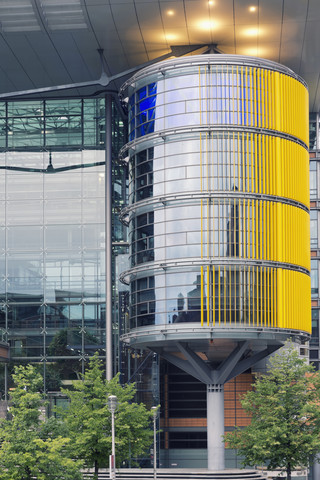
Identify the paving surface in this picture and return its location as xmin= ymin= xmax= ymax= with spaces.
xmin=83 ymin=468 xmax=267 ymax=480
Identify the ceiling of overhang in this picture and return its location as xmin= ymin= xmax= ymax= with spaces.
xmin=0 ymin=0 xmax=319 ymax=111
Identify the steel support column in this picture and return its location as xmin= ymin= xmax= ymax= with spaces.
xmin=207 ymin=383 xmax=225 ymax=471
xmin=105 ymin=94 xmax=113 ymax=380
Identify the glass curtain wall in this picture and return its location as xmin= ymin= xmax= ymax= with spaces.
xmin=0 ymin=98 xmax=127 ymax=396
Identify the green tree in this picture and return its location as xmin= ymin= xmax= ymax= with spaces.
xmin=0 ymin=364 xmax=83 ymax=480
xmin=224 ymin=345 xmax=320 ymax=480
xmin=61 ymin=353 xmax=154 ymax=479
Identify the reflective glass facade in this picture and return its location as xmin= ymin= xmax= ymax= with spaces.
xmin=0 ymin=97 xmax=127 ymax=394
xmin=121 ymin=55 xmax=311 ymax=336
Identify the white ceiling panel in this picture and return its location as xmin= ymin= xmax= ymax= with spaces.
xmin=184 ymin=0 xmax=215 ymax=27
xmin=135 ymin=3 xmax=163 ymax=30
xmin=210 ymin=0 xmax=234 ymax=27
xmin=85 ymin=4 xmax=115 ymax=32
xmin=186 ymin=27 xmax=214 ymax=45
xmin=283 ymin=0 xmax=308 ymax=23
xmin=110 ymin=4 xmax=139 ymax=31
xmin=279 ymin=42 xmax=303 ymax=74
xmin=258 ymin=0 xmax=283 ymax=24
xmin=280 ymin=21 xmax=305 ymax=44
xmin=308 ymin=0 xmax=320 ymax=21
xmin=234 ymin=1 xmax=260 ymax=26
xmin=160 ymin=1 xmax=187 ymax=29
xmin=212 ymin=26 xmax=235 ymax=48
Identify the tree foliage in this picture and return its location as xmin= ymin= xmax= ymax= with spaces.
xmin=224 ymin=345 xmax=320 ymax=480
xmin=60 ymin=353 xmax=154 ymax=478
xmin=0 ymin=364 xmax=83 ymax=480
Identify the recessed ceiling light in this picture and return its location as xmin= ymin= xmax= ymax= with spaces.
xmin=249 ymin=6 xmax=257 ymax=12
xmin=165 ymin=33 xmax=178 ymax=41
xmin=208 ymin=1 xmax=215 ymax=5
xmin=245 ymin=27 xmax=259 ymax=36
xmin=199 ymin=19 xmax=218 ymax=30
xmin=167 ymin=10 xmax=175 ymax=16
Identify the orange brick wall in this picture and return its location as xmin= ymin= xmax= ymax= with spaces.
xmin=160 ymin=372 xmax=253 ymax=431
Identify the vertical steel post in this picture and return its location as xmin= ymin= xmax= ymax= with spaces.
xmin=207 ymin=384 xmax=225 ymax=471
xmin=108 ymin=395 xmax=118 ymax=480
xmin=105 ymin=94 xmax=113 ymax=381
xmin=111 ymin=408 xmax=116 ymax=479
xmin=151 ymin=407 xmax=158 ymax=480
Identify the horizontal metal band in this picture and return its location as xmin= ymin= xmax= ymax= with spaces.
xmin=121 ymin=324 xmax=310 ymax=345
xmin=119 ymin=257 xmax=310 ymax=285
xmin=120 ymin=191 xmax=309 ymax=225
xmin=119 ymin=125 xmax=308 ymax=160
xmin=120 ymin=54 xmax=307 ymax=96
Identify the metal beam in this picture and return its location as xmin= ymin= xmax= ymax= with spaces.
xmin=216 ymin=341 xmax=249 ymax=384
xmin=151 ymin=347 xmax=211 ymax=384
xmin=225 ymin=345 xmax=281 ymax=382
xmin=176 ymin=342 xmax=213 ymax=384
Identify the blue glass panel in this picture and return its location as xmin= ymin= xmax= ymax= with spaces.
xmin=138 ymin=86 xmax=147 ymax=100
xmin=148 ymin=83 xmax=156 ymax=95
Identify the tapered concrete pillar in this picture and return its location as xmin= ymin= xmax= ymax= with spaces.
xmin=207 ymin=384 xmax=225 ymax=471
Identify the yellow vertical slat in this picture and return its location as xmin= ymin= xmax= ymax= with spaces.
xmin=255 ymin=201 xmax=259 ymax=259
xmin=237 ymin=66 xmax=240 ymax=125
xmin=265 ymin=69 xmax=269 ymax=128
xmin=234 ymin=266 xmax=237 ymax=324
xmin=213 ymin=266 xmax=215 ymax=326
xmin=270 ymin=268 xmax=274 ymax=327
xmin=207 ymin=198 xmax=209 ymax=258
xmin=255 ymin=67 xmax=259 ymax=127
xmin=201 ymin=266 xmax=204 ymax=327
xmin=243 ymin=199 xmax=246 ymax=258
xmin=268 ymin=70 xmax=273 ymax=129
xmin=266 ymin=200 xmax=270 ymax=261
xmin=245 ymin=66 xmax=249 ymax=127
xmin=237 ymin=132 xmax=241 ymax=192
xmin=265 ymin=134 xmax=269 ymax=196
xmin=256 ymin=266 xmax=259 ymax=325
xmin=254 ymin=134 xmax=258 ymax=193
xmin=267 ymin=267 xmax=270 ymax=327
xmin=251 ymin=199 xmax=254 ymax=260
xmin=245 ymin=132 xmax=249 ymax=193
xmin=252 ymin=267 xmax=255 ymax=326
xmin=260 ymin=201 xmax=263 ymax=260
xmin=218 ymin=266 xmax=221 ymax=325
xmin=277 ymin=268 xmax=283 ymax=328
xmin=199 ymin=66 xmax=202 ymax=125
xmin=229 ymin=265 xmax=232 ymax=325
xmin=251 ymin=133 xmax=254 ymax=194
xmin=241 ymin=66 xmax=244 ymax=126
xmin=248 ymin=266 xmax=251 ymax=325
xmin=224 ymin=266 xmax=226 ymax=324
xmin=250 ymin=67 xmax=253 ymax=126
xmin=207 ymin=265 xmax=210 ymax=326
xmin=201 ymin=199 xmax=203 ymax=259
xmin=270 ymin=201 xmax=273 ymax=261
xmin=261 ymin=68 xmax=264 ymax=128
xmin=274 ymin=267 xmax=277 ymax=328
xmin=232 ymin=65 xmax=234 ymax=124
xmin=260 ymin=266 xmax=263 ymax=326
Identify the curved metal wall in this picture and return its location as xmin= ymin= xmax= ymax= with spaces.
xmin=120 ymin=55 xmax=311 ymax=335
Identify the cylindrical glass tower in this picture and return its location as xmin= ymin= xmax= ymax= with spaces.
xmin=120 ymin=55 xmax=310 ymax=470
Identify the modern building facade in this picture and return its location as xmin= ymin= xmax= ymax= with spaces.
xmin=0 ymin=0 xmax=318 ymax=475
xmin=0 ymin=97 xmax=127 ymax=398
xmin=120 ymin=54 xmax=311 ymax=469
